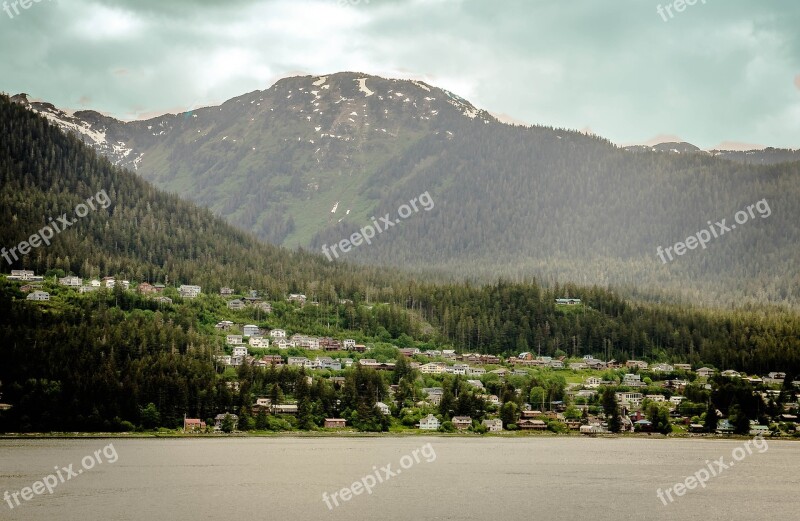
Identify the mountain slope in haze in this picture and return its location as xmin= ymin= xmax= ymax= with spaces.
xmin=0 ymin=93 xmax=413 ymax=298
xmin=10 ymin=75 xmax=800 ymax=309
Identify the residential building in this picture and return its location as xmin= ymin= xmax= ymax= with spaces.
xmin=274 ymin=338 xmax=293 ymax=349
xmin=650 ymin=363 xmax=674 ymax=373
xmin=622 ymin=374 xmax=644 ymax=387
xmin=452 ymin=416 xmax=472 ymax=430
xmin=466 ymin=380 xmax=485 ymax=390
xmin=8 ymin=270 xmax=41 ymax=281
xmin=226 ymin=335 xmax=244 ymax=345
xmin=417 ymin=414 xmax=441 ymax=430
xmin=269 ymin=329 xmax=287 ymax=338
xmin=324 ymin=419 xmax=347 ymax=429
xmin=615 ymin=392 xmax=644 ymax=407
xmin=696 ymin=367 xmax=715 ymax=378
xmin=179 ymin=285 xmax=201 ymax=298
xmin=343 ymin=339 xmax=356 ymax=349
xmin=183 ymin=418 xmax=206 ymax=432
xmin=220 ymin=287 xmax=234 ymax=296
xmin=227 ymin=299 xmax=245 ymax=310
xmin=26 ymin=291 xmax=50 ymax=301
xmin=518 ymin=419 xmax=547 ymax=430
xmin=249 ymin=337 xmax=270 ymax=348
xmin=375 ymin=402 xmax=391 ymax=415
xmin=288 ymin=357 xmax=309 ymax=367
xmin=555 ymin=298 xmax=581 ymax=305
xmin=420 ymin=362 xmax=447 ymax=375
xmin=153 ymin=296 xmax=172 ymax=305
xmin=674 ymin=363 xmax=692 ymax=371
xmin=243 ymin=325 xmax=261 ymax=337
xmin=137 ymin=283 xmax=156 ymax=295
xmin=287 ymin=293 xmax=307 ymax=305
xmin=482 ymin=419 xmax=503 ymax=432
xmin=59 ymin=276 xmax=82 ymax=287
xmin=626 ymin=360 xmax=649 ymax=370
xmin=214 ymin=414 xmax=239 ymax=431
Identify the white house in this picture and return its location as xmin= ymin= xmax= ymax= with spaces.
xmin=269 ymin=329 xmax=287 ymax=338
xmin=226 ymin=335 xmax=244 ymax=345
xmin=650 ymin=363 xmax=674 ymax=373
xmin=179 ymin=285 xmax=201 ymax=298
xmin=232 ymin=346 xmax=248 ymax=358
xmin=697 ymin=367 xmax=715 ymax=378
xmin=59 ymin=276 xmax=82 ymax=287
xmin=249 ymin=337 xmax=270 ymax=348
xmin=615 ymin=392 xmax=644 ymax=407
xmin=275 ymin=338 xmax=293 ymax=349
xmin=482 ymin=419 xmax=503 ymax=432
xmin=417 ymin=414 xmax=441 ymax=430
xmin=375 ymin=402 xmax=391 ymax=415
xmin=420 ymin=363 xmax=446 ymax=375
xmin=343 ymin=339 xmax=356 ymax=349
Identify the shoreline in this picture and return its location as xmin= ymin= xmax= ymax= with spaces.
xmin=1 ymin=431 xmax=796 ymax=441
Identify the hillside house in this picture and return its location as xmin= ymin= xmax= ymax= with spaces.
xmin=59 ymin=276 xmax=82 ymax=287
xmin=26 ymin=291 xmax=50 ymax=301
xmin=418 ymin=414 xmax=441 ymax=430
xmin=243 ymin=325 xmax=261 ymax=337
xmin=452 ymin=416 xmax=472 ymax=430
xmin=482 ymin=419 xmax=503 ymax=432
xmin=179 ymin=284 xmax=201 ymax=298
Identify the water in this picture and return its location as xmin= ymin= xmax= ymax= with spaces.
xmin=0 ymin=437 xmax=797 ymax=520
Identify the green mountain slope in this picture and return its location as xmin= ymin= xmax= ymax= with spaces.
xmin=15 ymin=73 xmax=800 ymax=308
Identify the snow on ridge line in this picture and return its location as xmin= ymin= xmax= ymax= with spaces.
xmin=411 ymin=80 xmax=431 ymax=92
xmin=356 ymin=78 xmax=374 ymax=97
xmin=313 ymin=76 xmax=327 ymax=86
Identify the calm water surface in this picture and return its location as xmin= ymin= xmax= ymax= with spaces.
xmin=1 ymin=437 xmax=798 ymax=520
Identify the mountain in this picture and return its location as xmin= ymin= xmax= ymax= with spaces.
xmin=3 ymin=92 xmax=800 ymax=436
xmin=10 ymin=74 xmax=800 ymax=308
xmin=0 ymin=93 xmax=414 ymax=298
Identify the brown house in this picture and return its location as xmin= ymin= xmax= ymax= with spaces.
xmin=137 ymin=282 xmax=156 ymax=295
xmin=183 ymin=418 xmax=206 ymax=432
xmin=324 ymin=418 xmax=347 ymax=428
xmin=518 ymin=419 xmax=547 ymax=430
xmin=452 ymin=416 xmax=472 ymax=430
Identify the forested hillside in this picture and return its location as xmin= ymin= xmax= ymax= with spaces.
xmin=16 ymin=73 xmax=800 ymax=308
xmin=1 ymin=94 xmax=800 ymax=433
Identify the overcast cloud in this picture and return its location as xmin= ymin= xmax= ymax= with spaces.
xmin=1 ymin=0 xmax=798 ymax=149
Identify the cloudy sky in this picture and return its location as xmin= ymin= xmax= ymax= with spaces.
xmin=1 ymin=0 xmax=798 ymax=149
